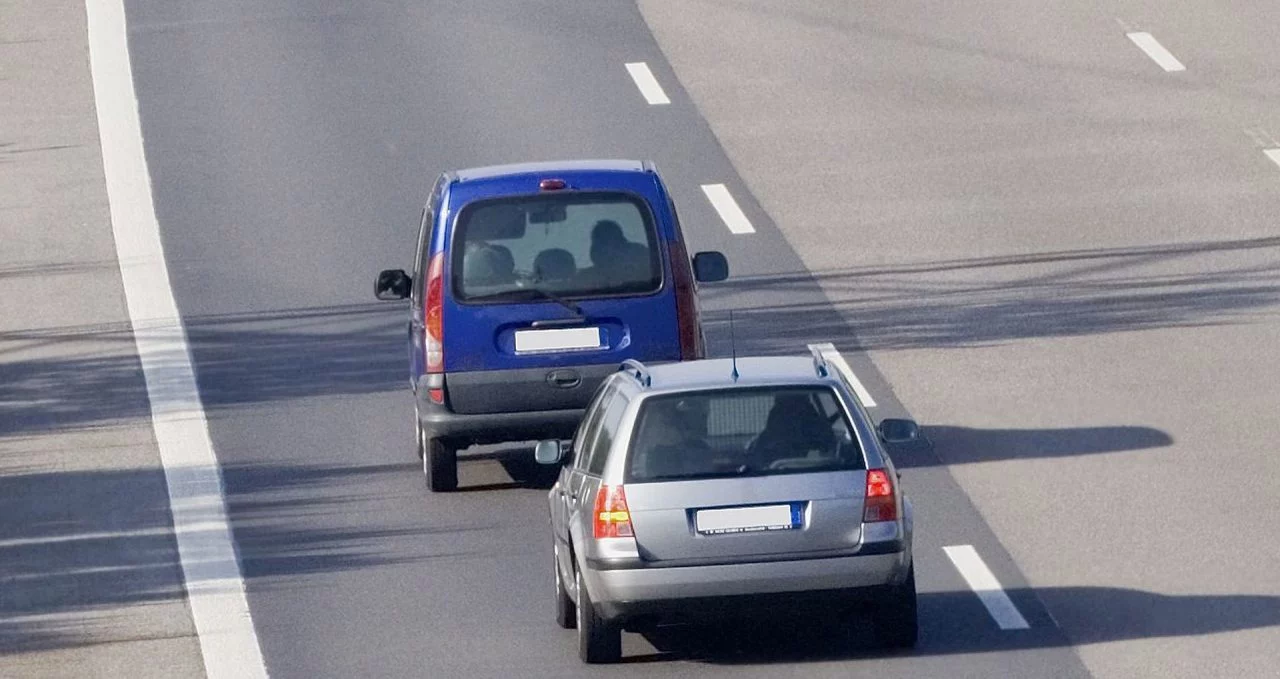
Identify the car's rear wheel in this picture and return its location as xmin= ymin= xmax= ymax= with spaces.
xmin=423 ymin=435 xmax=458 ymax=492
xmin=873 ymin=564 xmax=918 ymax=649
xmin=575 ymin=568 xmax=620 ymax=663
xmin=554 ymin=545 xmax=576 ymax=629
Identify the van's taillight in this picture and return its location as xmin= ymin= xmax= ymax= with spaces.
xmin=668 ymin=239 xmax=703 ymax=360
xmin=593 ymin=485 xmax=633 ymax=539
xmin=424 ymin=252 xmax=445 ymax=404
xmin=863 ymin=469 xmax=897 ymax=522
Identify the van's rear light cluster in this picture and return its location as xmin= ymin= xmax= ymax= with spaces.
xmin=667 ymin=238 xmax=703 ymax=360
xmin=424 ymin=252 xmax=445 ymax=404
xmin=593 ymin=485 xmax=633 ymax=539
xmin=862 ymin=469 xmax=897 ymax=522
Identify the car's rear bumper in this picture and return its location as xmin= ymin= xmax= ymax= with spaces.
xmin=584 ymin=550 xmax=911 ymax=623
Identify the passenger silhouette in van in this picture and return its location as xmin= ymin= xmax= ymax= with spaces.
xmin=584 ymin=220 xmax=652 ymax=289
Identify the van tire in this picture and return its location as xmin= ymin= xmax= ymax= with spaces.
xmin=423 ymin=436 xmax=458 ymax=492
xmin=576 ymin=568 xmax=620 ymax=663
xmin=873 ymin=564 xmax=918 ymax=649
xmin=414 ymin=412 xmax=424 ymax=460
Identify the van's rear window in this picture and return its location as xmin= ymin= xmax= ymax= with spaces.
xmin=625 ymin=386 xmax=866 ymax=483
xmin=451 ymin=192 xmax=661 ymax=302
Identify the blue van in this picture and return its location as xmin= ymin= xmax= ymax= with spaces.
xmin=374 ymin=160 xmax=729 ymax=491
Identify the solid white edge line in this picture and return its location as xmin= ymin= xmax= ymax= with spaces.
xmin=84 ymin=1 xmax=269 ymax=678
xmin=1264 ymin=149 xmax=1280 ymax=169
xmin=807 ymin=343 xmax=877 ymax=408
xmin=624 ymin=62 xmax=671 ymax=105
xmin=943 ymin=545 xmax=1031 ymax=631
xmin=700 ymin=183 xmax=756 ymax=234
xmin=1126 ymin=32 xmax=1186 ymax=72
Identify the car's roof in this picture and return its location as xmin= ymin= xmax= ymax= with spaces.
xmin=453 ymin=159 xmax=647 ymax=183
xmin=637 ymin=357 xmax=837 ymax=394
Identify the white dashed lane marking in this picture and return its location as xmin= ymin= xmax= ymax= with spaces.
xmin=944 ymin=545 xmax=1032 ymax=631
xmin=1126 ymin=32 xmax=1186 ymax=72
xmin=701 ymin=183 xmax=756 ymax=235
xmin=625 ymin=62 xmax=671 ymax=105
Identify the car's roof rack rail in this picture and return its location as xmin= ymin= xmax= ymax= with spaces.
xmin=619 ymin=359 xmax=652 ymax=387
xmin=809 ymin=345 xmax=830 ymax=378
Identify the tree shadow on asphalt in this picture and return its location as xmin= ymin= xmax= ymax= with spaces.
xmin=621 ymin=585 xmax=1280 ymax=665
xmin=702 ymin=234 xmax=1280 ymax=356
xmin=0 ymin=460 xmax=499 ymax=654
xmin=2 ymin=236 xmax=1278 ymax=439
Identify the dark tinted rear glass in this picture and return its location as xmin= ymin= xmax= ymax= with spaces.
xmin=452 ymin=192 xmax=661 ymax=302
xmin=626 ymin=386 xmax=865 ymax=482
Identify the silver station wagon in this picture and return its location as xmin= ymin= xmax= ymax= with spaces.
xmin=536 ymin=352 xmax=922 ymax=663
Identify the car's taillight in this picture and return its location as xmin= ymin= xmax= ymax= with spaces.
xmin=424 ymin=252 xmax=445 ymax=404
xmin=863 ymin=469 xmax=898 ymax=522
xmin=668 ymin=239 xmax=702 ymax=360
xmin=592 ymin=485 xmax=633 ymax=539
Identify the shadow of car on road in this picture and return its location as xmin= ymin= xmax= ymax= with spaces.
xmin=618 ymin=586 xmax=1280 ymax=666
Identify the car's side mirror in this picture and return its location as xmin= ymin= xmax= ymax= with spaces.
xmin=877 ymin=418 xmax=920 ymax=444
xmin=692 ymin=251 xmax=729 ymax=283
xmin=534 ymin=439 xmax=565 ymax=465
xmin=374 ymin=269 xmax=412 ymax=300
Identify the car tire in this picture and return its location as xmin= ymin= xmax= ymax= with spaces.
xmin=423 ymin=435 xmax=458 ymax=492
xmin=554 ymin=546 xmax=576 ymax=629
xmin=873 ymin=564 xmax=918 ymax=649
xmin=575 ymin=568 xmax=620 ymax=663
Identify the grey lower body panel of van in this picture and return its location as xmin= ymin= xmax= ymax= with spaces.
xmin=417 ymin=362 xmax=630 ymax=445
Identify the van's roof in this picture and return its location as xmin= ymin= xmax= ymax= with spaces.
xmin=454 ymin=159 xmax=647 ymax=183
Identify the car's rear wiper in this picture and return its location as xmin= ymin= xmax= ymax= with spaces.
xmin=468 ymin=288 xmax=583 ymax=316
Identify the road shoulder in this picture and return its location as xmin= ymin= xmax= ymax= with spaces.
xmin=0 ymin=2 xmax=205 ymax=676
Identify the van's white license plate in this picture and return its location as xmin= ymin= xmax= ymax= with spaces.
xmin=695 ymin=504 xmax=799 ymax=535
xmin=514 ymin=327 xmax=604 ymax=354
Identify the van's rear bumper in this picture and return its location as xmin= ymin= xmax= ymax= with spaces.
xmin=417 ymin=399 xmax=584 ymax=445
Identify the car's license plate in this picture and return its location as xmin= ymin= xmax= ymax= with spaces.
xmin=695 ymin=504 xmax=800 ymax=535
xmin=514 ymin=327 xmax=604 ymax=353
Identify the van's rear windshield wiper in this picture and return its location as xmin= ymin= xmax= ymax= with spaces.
xmin=468 ymin=287 xmax=583 ymax=317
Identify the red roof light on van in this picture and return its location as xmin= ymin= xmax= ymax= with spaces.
xmin=539 ymin=178 xmax=567 ymax=191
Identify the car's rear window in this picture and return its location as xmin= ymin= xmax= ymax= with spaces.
xmin=451 ymin=192 xmax=661 ymax=302
xmin=625 ymin=386 xmax=865 ymax=483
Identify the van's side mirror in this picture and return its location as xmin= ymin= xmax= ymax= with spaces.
xmin=535 ymin=439 xmax=565 ymax=465
xmin=375 ymin=269 xmax=412 ymax=300
xmin=692 ymin=251 xmax=729 ymax=283
xmin=877 ymin=418 xmax=920 ymax=444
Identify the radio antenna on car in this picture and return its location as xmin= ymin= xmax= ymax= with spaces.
xmin=728 ymin=310 xmax=739 ymax=381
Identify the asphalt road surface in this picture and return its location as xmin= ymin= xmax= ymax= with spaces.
xmin=7 ymin=1 xmax=1280 ymax=677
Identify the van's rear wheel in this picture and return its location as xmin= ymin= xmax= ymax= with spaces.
xmin=414 ymin=411 xmax=424 ymax=460
xmin=423 ymin=435 xmax=458 ymax=492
